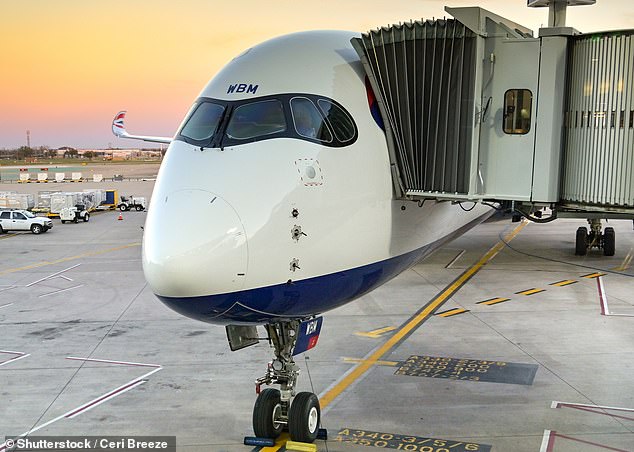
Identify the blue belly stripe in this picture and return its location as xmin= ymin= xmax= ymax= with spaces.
xmin=157 ymin=212 xmax=490 ymax=325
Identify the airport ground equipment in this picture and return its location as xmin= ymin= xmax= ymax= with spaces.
xmin=118 ymin=195 xmax=146 ymax=211
xmin=0 ymin=193 xmax=35 ymax=210
xmin=96 ymin=189 xmax=119 ymax=210
xmin=0 ymin=209 xmax=53 ymax=234
xmin=352 ymin=0 xmax=633 ymax=255
xmin=60 ymin=204 xmax=90 ymax=223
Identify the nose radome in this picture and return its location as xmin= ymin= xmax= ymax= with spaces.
xmin=142 ymin=190 xmax=247 ymax=297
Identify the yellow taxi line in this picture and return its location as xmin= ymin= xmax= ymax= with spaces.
xmin=319 ymin=221 xmax=527 ymax=409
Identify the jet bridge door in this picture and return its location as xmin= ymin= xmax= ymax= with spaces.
xmin=478 ymin=39 xmax=540 ymax=201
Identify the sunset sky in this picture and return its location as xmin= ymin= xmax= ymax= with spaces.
xmin=1 ymin=0 xmax=632 ymax=149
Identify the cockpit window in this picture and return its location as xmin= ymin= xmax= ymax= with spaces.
xmin=290 ymin=97 xmax=333 ymax=142
xmin=176 ymin=94 xmax=357 ymax=148
xmin=180 ymin=102 xmax=225 ymax=141
xmin=226 ymin=99 xmax=286 ymax=140
xmin=317 ymin=99 xmax=356 ymax=143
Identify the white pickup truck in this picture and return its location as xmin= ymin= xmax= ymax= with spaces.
xmin=0 ymin=209 xmax=53 ymax=234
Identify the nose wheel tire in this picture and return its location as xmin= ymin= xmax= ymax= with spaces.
xmin=253 ymin=388 xmax=284 ymax=439
xmin=575 ymin=227 xmax=588 ymax=256
xmin=288 ymin=392 xmax=320 ymax=443
xmin=603 ymin=227 xmax=615 ymax=256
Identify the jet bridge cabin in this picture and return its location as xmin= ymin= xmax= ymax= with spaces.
xmin=352 ymin=0 xmax=634 ymax=255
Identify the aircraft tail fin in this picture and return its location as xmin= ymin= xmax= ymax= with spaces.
xmin=111 ymin=111 xmax=172 ymax=144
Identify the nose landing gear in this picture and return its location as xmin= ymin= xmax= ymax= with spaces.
xmin=253 ymin=320 xmax=321 ymax=443
xmin=575 ymin=219 xmax=615 ymax=256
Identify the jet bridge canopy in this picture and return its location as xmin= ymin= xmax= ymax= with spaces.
xmin=352 ymin=20 xmax=477 ymax=197
xmin=353 ymin=6 xmax=634 ymax=218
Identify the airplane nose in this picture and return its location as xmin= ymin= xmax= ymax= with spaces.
xmin=142 ymin=190 xmax=247 ymax=297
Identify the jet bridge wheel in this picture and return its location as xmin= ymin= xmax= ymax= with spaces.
xmin=603 ymin=227 xmax=615 ymax=256
xmin=253 ymin=388 xmax=284 ymax=439
xmin=575 ymin=227 xmax=588 ymax=256
xmin=288 ymin=392 xmax=320 ymax=443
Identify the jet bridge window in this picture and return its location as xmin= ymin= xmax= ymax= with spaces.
xmin=503 ymin=89 xmax=532 ymax=135
xmin=290 ymin=97 xmax=333 ymax=142
xmin=179 ymin=102 xmax=225 ymax=142
xmin=226 ymin=99 xmax=286 ymax=140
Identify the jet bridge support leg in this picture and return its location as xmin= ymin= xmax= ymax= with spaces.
xmin=253 ymin=320 xmax=321 ymax=443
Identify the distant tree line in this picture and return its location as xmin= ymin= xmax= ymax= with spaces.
xmin=0 ymin=146 xmax=59 ymax=159
xmin=0 ymin=146 xmax=164 ymax=160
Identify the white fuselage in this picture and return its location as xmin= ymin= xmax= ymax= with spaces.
xmin=141 ymin=30 xmax=491 ymax=324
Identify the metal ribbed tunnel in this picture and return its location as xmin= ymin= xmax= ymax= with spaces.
xmin=352 ymin=19 xmax=477 ymax=196
xmin=562 ymin=30 xmax=634 ymax=208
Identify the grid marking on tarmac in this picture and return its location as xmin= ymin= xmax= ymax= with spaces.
xmin=597 ymin=276 xmax=634 ymax=317
xmin=582 ymin=272 xmax=607 ymax=279
xmin=540 ymin=430 xmax=629 ymax=452
xmin=435 ymin=307 xmax=469 ymax=317
xmin=0 ymin=242 xmax=141 ymax=276
xmin=542 ymin=401 xmax=634 ymax=452
xmin=0 ymin=350 xmax=30 ymax=367
xmin=472 ymin=274 xmax=599 ymax=311
xmin=0 ymin=357 xmax=162 ymax=452
xmin=342 ymin=357 xmax=400 ymax=367
xmin=26 ymin=264 xmax=81 ymax=287
xmin=318 ymin=221 xmax=528 ymax=410
xmin=550 ymin=279 xmax=578 ymax=287
xmin=515 ymin=288 xmax=545 ymax=296
xmin=477 ymin=297 xmax=511 ymax=306
xmin=611 ymin=250 xmax=632 ymax=271
xmin=354 ymin=326 xmax=397 ymax=338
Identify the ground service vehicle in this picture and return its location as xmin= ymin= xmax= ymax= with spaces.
xmin=118 ymin=196 xmax=146 ymax=211
xmin=0 ymin=209 xmax=53 ymax=234
xmin=60 ymin=205 xmax=90 ymax=223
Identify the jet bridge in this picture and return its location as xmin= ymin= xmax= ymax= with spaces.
xmin=352 ymin=0 xmax=634 ymax=239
